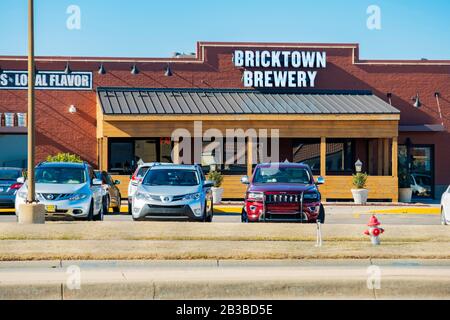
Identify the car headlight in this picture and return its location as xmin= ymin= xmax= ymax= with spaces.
xmin=183 ymin=193 xmax=201 ymax=200
xmin=303 ymin=192 xmax=320 ymax=201
xmin=247 ymin=192 xmax=264 ymax=201
xmin=68 ymin=193 xmax=88 ymax=201
xmin=135 ymin=191 xmax=147 ymax=200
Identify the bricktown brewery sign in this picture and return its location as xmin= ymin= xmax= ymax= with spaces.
xmin=0 ymin=70 xmax=93 ymax=90
xmin=233 ymin=50 xmax=326 ymax=88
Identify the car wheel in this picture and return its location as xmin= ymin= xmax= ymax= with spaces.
xmin=128 ymin=201 xmax=133 ymax=215
xmin=241 ymin=208 xmax=248 ymax=223
xmin=86 ymin=200 xmax=94 ymax=221
xmin=441 ymin=207 xmax=448 ymax=225
xmin=113 ymin=194 xmax=121 ymax=213
xmin=93 ymin=200 xmax=105 ymax=221
xmin=204 ymin=200 xmax=213 ymax=222
xmin=317 ymin=204 xmax=325 ymax=224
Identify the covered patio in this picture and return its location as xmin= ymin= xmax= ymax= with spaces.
xmin=96 ymin=88 xmax=400 ymax=201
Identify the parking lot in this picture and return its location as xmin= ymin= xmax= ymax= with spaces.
xmin=0 ymin=206 xmax=441 ymax=225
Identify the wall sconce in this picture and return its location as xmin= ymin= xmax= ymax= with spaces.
xmin=412 ymin=93 xmax=421 ymax=108
xmin=164 ymin=64 xmax=173 ymax=77
xmin=131 ymin=64 xmax=139 ymax=75
xmin=68 ymin=105 xmax=77 ymax=114
xmin=386 ymin=92 xmax=392 ymax=105
xmin=98 ymin=63 xmax=106 ymax=75
xmin=64 ymin=62 xmax=72 ymax=74
xmin=355 ymin=159 xmax=363 ymax=173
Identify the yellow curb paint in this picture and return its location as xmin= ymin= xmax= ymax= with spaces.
xmin=214 ymin=206 xmax=242 ymax=214
xmin=364 ymin=207 xmax=440 ymax=215
xmin=0 ymin=209 xmax=15 ymax=213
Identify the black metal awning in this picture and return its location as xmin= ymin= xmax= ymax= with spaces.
xmin=97 ymin=88 xmax=400 ymax=115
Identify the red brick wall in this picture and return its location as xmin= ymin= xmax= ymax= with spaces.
xmin=1 ymin=43 xmax=449 ymax=186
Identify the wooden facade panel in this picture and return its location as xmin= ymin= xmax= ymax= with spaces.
xmin=112 ymin=174 xmax=398 ymax=202
xmin=102 ymin=120 xmax=399 ymax=138
xmin=319 ymin=176 xmax=398 ymax=201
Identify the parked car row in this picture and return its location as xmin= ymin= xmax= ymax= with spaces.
xmin=4 ymin=161 xmax=450 ymax=225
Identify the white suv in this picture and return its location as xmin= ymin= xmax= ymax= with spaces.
xmin=127 ymin=163 xmax=170 ymax=214
xmin=15 ymin=162 xmax=104 ymax=221
xmin=132 ymin=164 xmax=214 ymax=222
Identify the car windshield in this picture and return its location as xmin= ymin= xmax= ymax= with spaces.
xmin=35 ymin=167 xmax=86 ymax=184
xmin=143 ymin=169 xmax=199 ymax=186
xmin=0 ymin=169 xmax=21 ymax=180
xmin=135 ymin=166 xmax=149 ymax=179
xmin=253 ymin=167 xmax=312 ymax=184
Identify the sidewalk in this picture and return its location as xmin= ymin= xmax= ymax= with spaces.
xmin=1 ymin=259 xmax=449 ymax=299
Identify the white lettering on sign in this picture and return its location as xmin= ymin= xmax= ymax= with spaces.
xmin=0 ymin=71 xmax=93 ymax=90
xmin=234 ymin=50 xmax=326 ymax=88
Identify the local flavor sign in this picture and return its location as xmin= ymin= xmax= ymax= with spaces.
xmin=233 ymin=50 xmax=326 ymax=88
xmin=0 ymin=70 xmax=93 ymax=90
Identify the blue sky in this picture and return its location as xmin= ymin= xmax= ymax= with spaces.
xmin=0 ymin=0 xmax=449 ymax=59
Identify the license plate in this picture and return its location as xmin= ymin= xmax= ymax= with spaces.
xmin=45 ymin=205 xmax=56 ymax=213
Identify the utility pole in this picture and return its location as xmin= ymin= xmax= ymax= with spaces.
xmin=18 ymin=0 xmax=45 ymax=224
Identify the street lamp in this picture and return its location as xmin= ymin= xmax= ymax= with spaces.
xmin=355 ymin=159 xmax=363 ymax=173
xmin=18 ymin=0 xmax=45 ymax=224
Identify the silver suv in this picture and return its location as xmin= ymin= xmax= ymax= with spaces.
xmin=132 ymin=164 xmax=214 ymax=222
xmin=15 ymin=162 xmax=105 ymax=221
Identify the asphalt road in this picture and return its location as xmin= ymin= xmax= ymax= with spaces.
xmin=0 ymin=212 xmax=441 ymax=224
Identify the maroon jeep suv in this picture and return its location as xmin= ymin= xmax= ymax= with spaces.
xmin=241 ymin=163 xmax=325 ymax=223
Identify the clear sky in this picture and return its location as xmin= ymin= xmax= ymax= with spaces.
xmin=0 ymin=0 xmax=449 ymax=60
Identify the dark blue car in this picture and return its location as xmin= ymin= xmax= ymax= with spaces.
xmin=0 ymin=167 xmax=24 ymax=208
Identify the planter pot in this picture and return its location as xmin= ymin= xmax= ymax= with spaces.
xmin=211 ymin=187 xmax=224 ymax=205
xmin=399 ymin=188 xmax=413 ymax=203
xmin=351 ymin=188 xmax=369 ymax=205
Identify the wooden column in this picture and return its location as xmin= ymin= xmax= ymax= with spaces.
xmin=172 ymin=139 xmax=180 ymax=164
xmin=320 ymin=137 xmax=326 ymax=177
xmin=377 ymin=139 xmax=383 ymax=176
xmin=383 ymin=138 xmax=390 ymax=176
xmin=100 ymin=137 xmax=108 ymax=171
xmin=247 ymin=138 xmax=254 ymax=177
xmin=392 ymin=136 xmax=398 ymax=177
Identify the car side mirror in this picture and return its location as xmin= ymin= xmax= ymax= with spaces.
xmin=114 ymin=180 xmax=121 ymax=185
xmin=316 ymin=176 xmax=325 ymax=185
xmin=204 ymin=180 xmax=214 ymax=188
xmin=241 ymin=176 xmax=250 ymax=185
xmin=17 ymin=177 xmax=25 ymax=184
xmin=92 ymin=178 xmax=102 ymax=186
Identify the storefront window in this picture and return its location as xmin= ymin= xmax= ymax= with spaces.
xmin=108 ymin=138 xmax=172 ymax=175
xmin=201 ymin=138 xmax=247 ymax=175
xmin=326 ymin=139 xmax=354 ymax=175
xmin=399 ymin=144 xmax=434 ymax=199
xmin=292 ymin=139 xmax=321 ymax=175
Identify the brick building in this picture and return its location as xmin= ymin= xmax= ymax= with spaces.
xmin=0 ymin=42 xmax=449 ymax=201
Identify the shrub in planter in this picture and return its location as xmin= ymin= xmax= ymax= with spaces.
xmin=351 ymin=173 xmax=368 ymax=205
xmin=207 ymin=170 xmax=224 ymax=204
xmin=46 ymin=153 xmax=82 ymax=163
xmin=398 ymin=167 xmax=413 ymax=203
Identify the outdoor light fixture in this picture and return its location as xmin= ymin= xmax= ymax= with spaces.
xmin=164 ymin=64 xmax=173 ymax=77
xmin=387 ymin=92 xmax=392 ymax=105
xmin=355 ymin=159 xmax=363 ymax=173
xmin=412 ymin=93 xmax=421 ymax=108
xmin=64 ymin=62 xmax=71 ymax=74
xmin=68 ymin=105 xmax=77 ymax=114
xmin=98 ymin=63 xmax=106 ymax=75
xmin=131 ymin=64 xmax=139 ymax=75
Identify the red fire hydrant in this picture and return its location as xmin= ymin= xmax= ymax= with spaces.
xmin=364 ymin=215 xmax=384 ymax=245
